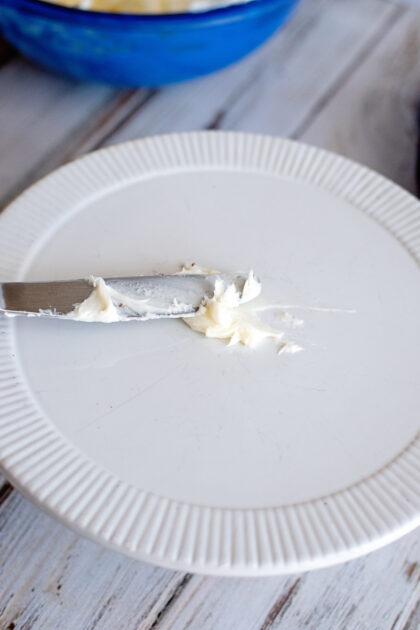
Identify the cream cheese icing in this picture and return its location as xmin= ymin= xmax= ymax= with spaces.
xmin=181 ymin=269 xmax=301 ymax=353
xmin=69 ymin=277 xmax=120 ymax=323
xmin=68 ymin=275 xmax=194 ymax=323
xmin=67 ymin=267 xmax=302 ymax=354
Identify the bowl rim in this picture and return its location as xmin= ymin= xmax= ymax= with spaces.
xmin=2 ymin=0 xmax=295 ymax=21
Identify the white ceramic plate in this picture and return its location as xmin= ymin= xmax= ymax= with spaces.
xmin=1 ymin=132 xmax=420 ymax=576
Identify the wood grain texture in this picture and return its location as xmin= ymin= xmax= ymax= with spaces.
xmin=3 ymin=490 xmax=416 ymax=630
xmin=0 ymin=66 xmax=154 ymax=209
xmin=395 ymin=0 xmax=420 ymax=7
xmin=150 ymin=531 xmax=420 ymax=630
xmin=102 ymin=0 xmax=398 ymax=146
xmin=0 ymin=0 xmax=419 ymax=627
xmin=404 ymin=598 xmax=420 ymax=630
xmin=302 ymin=9 xmax=420 ymax=194
xmin=0 ymin=60 xmax=113 ymax=208
xmin=0 ymin=492 xmax=186 ymax=630
xmin=207 ymin=1 xmax=401 ymax=135
xmin=0 ymin=0 xmax=398 ymax=209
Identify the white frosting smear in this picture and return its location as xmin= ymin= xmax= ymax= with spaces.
xmin=182 ymin=269 xmax=301 ymax=354
xmin=69 ymin=277 xmax=120 ymax=323
xmin=67 ymin=267 xmax=302 ymax=354
xmin=68 ymin=275 xmax=193 ymax=322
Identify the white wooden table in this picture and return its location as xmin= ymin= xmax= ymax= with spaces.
xmin=1 ymin=0 xmax=420 ymax=627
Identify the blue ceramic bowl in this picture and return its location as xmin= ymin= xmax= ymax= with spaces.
xmin=0 ymin=0 xmax=300 ymax=86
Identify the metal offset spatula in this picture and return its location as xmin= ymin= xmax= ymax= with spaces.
xmin=0 ymin=273 xmax=248 ymax=321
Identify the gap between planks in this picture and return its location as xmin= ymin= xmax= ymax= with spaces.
xmin=0 ymin=88 xmax=156 ymax=211
xmin=0 ymin=38 xmax=15 ymax=68
xmin=289 ymin=4 xmax=405 ymax=138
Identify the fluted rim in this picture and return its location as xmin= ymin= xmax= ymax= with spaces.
xmin=0 ymin=132 xmax=419 ymax=576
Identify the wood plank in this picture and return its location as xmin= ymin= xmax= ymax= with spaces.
xmin=0 ymin=60 xmax=152 ymax=209
xmin=274 ymin=538 xmax=420 ymax=630
xmin=208 ymin=0 xmax=402 ymax=135
xmin=2 ymin=493 xmax=416 ymax=630
xmin=0 ymin=491 xmax=186 ymax=630
xmin=151 ymin=532 xmax=420 ymax=630
xmin=153 ymin=574 xmax=300 ymax=630
xmin=102 ymin=0 xmax=398 ymax=147
xmin=395 ymin=0 xmax=420 ymax=7
xmin=300 ymin=9 xmax=420 ymax=194
xmin=404 ymin=598 xmax=420 ymax=630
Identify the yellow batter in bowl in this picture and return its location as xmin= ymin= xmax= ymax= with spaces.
xmin=48 ymin=0 xmax=231 ymax=13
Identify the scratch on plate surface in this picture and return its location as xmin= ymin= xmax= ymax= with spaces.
xmin=75 ymin=363 xmax=187 ymax=436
